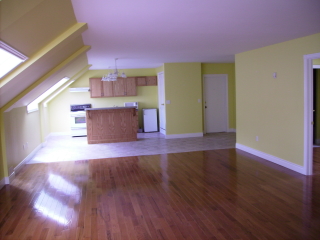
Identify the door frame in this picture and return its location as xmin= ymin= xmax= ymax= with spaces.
xmin=304 ymin=52 xmax=320 ymax=175
xmin=203 ymin=74 xmax=229 ymax=134
xmin=157 ymin=71 xmax=166 ymax=135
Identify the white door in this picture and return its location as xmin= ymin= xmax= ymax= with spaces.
xmin=157 ymin=72 xmax=166 ymax=134
xmin=203 ymin=74 xmax=228 ymax=133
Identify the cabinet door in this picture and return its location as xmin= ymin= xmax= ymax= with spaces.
xmin=125 ymin=77 xmax=137 ymax=96
xmin=113 ymin=78 xmax=125 ymax=96
xmin=146 ymin=76 xmax=157 ymax=86
xmin=90 ymin=78 xmax=103 ymax=97
xmin=136 ymin=77 xmax=147 ymax=86
xmin=102 ymin=81 xmax=113 ymax=97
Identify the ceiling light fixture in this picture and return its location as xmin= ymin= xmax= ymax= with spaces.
xmin=101 ymin=58 xmax=127 ymax=81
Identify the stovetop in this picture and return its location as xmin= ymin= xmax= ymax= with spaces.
xmin=70 ymin=104 xmax=91 ymax=112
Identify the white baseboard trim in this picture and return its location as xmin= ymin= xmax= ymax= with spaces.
xmin=159 ymin=129 xmax=166 ymax=135
xmin=165 ymin=132 xmax=203 ymax=139
xmin=6 ymin=143 xmax=43 ymax=184
xmin=15 ymin=143 xmax=43 ymax=174
xmin=228 ymin=128 xmax=236 ymax=132
xmin=8 ymin=172 xmax=15 ymax=183
xmin=236 ymin=143 xmax=305 ymax=175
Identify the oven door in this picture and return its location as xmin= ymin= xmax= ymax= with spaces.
xmin=70 ymin=111 xmax=87 ymax=136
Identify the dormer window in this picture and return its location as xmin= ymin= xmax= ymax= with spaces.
xmin=27 ymin=77 xmax=70 ymax=113
xmin=0 ymin=41 xmax=28 ymax=78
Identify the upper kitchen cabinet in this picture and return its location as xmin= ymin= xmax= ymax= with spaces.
xmin=136 ymin=76 xmax=157 ymax=86
xmin=113 ymin=77 xmax=136 ymax=97
xmin=89 ymin=77 xmax=137 ymax=98
xmin=102 ymin=81 xmax=114 ymax=97
xmin=89 ymin=78 xmax=104 ymax=98
xmin=89 ymin=78 xmax=114 ymax=97
xmin=146 ymin=76 xmax=157 ymax=86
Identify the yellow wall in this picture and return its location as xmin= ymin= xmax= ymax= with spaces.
xmin=236 ymin=33 xmax=320 ymax=166
xmin=201 ymin=63 xmax=236 ymax=129
xmin=3 ymin=107 xmax=41 ymax=173
xmin=48 ymin=69 xmax=159 ymax=132
xmin=164 ymin=63 xmax=203 ymax=135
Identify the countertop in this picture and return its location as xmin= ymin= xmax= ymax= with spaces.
xmin=85 ymin=107 xmax=137 ymax=111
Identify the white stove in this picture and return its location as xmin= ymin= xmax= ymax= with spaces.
xmin=70 ymin=104 xmax=91 ymax=137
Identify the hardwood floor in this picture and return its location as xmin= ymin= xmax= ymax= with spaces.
xmin=1 ymin=148 xmax=320 ymax=240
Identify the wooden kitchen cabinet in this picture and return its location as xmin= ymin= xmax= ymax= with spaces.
xmin=90 ymin=78 xmax=114 ymax=97
xmin=113 ymin=77 xmax=136 ymax=96
xmin=89 ymin=78 xmax=103 ymax=97
xmin=146 ymin=76 xmax=157 ymax=85
xmin=89 ymin=77 xmax=136 ymax=98
xmin=136 ymin=76 xmax=157 ymax=86
xmin=86 ymin=107 xmax=138 ymax=144
xmin=126 ymin=77 xmax=137 ymax=96
xmin=102 ymin=81 xmax=114 ymax=97
xmin=136 ymin=77 xmax=147 ymax=86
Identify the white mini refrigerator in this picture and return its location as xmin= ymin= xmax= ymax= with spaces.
xmin=143 ymin=109 xmax=158 ymax=132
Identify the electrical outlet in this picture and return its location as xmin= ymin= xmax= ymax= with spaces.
xmin=256 ymin=136 xmax=259 ymax=141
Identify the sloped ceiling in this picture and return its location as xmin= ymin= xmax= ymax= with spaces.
xmin=71 ymin=0 xmax=320 ymax=69
xmin=0 ymin=0 xmax=90 ymax=111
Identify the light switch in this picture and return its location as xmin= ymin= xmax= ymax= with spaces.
xmin=198 ymin=99 xmax=201 ymax=103
xmin=166 ymin=100 xmax=171 ymax=104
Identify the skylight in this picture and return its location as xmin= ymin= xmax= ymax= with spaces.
xmin=27 ymin=77 xmax=70 ymax=113
xmin=0 ymin=41 xmax=28 ymax=78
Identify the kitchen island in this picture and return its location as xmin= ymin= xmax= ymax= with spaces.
xmin=86 ymin=107 xmax=138 ymax=144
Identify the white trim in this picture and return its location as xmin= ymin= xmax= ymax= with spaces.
xmin=203 ymin=74 xmax=229 ymax=134
xmin=304 ymin=52 xmax=320 ymax=175
xmin=313 ymin=65 xmax=320 ymax=69
xmin=5 ymin=143 xmax=43 ymax=184
xmin=165 ymin=132 xmax=203 ymax=139
xmin=157 ymin=71 xmax=166 ymax=135
xmin=0 ymin=178 xmax=6 ymax=190
xmin=15 ymin=144 xmax=42 ymax=173
xmin=4 ymin=177 xmax=10 ymax=184
xmin=159 ymin=128 xmax=166 ymax=135
xmin=236 ymin=143 xmax=305 ymax=174
xmin=228 ymin=128 xmax=236 ymax=132
xmin=0 ymin=40 xmax=28 ymax=60
xmin=8 ymin=172 xmax=15 ymax=183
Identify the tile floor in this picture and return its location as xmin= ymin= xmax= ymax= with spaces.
xmin=28 ymin=132 xmax=236 ymax=164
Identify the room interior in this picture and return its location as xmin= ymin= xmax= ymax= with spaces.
xmin=1 ymin=0 xmax=320 ymax=239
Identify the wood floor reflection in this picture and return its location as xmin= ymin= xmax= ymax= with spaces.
xmin=1 ymin=148 xmax=320 ymax=240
